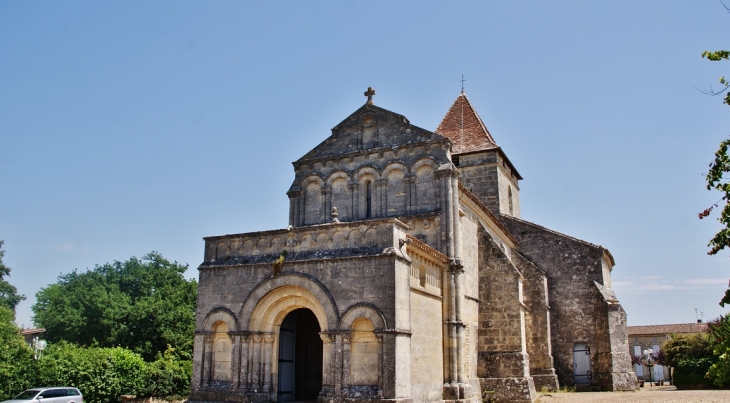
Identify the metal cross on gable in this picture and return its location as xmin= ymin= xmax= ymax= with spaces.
xmin=364 ymin=87 xmax=376 ymax=104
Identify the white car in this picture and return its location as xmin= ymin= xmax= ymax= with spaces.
xmin=2 ymin=388 xmax=83 ymax=403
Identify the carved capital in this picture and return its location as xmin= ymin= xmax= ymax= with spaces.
xmin=319 ymin=332 xmax=337 ymax=343
xmin=263 ymin=334 xmax=275 ymax=344
xmin=449 ymin=259 xmax=464 ymax=274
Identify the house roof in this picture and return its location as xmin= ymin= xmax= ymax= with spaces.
xmin=436 ymin=92 xmax=498 ymax=154
xmin=19 ymin=328 xmax=45 ymax=336
xmin=628 ymin=323 xmax=708 ymax=336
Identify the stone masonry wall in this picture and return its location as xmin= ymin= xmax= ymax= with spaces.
xmin=455 ymin=150 xmax=520 ymax=218
xmin=513 ymin=252 xmax=559 ymax=392
xmin=476 ymin=229 xmax=528 ymax=376
xmin=192 ymin=219 xmax=422 ymax=402
xmin=409 ymin=290 xmax=444 ymax=402
xmin=498 ymin=216 xmax=635 ymax=391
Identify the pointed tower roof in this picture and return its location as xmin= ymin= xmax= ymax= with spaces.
xmin=436 ymin=92 xmax=498 ymax=154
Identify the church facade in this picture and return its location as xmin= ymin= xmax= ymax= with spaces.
xmin=189 ymin=89 xmax=638 ymax=403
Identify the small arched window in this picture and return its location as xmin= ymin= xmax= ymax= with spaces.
xmin=365 ymin=181 xmax=372 ymax=218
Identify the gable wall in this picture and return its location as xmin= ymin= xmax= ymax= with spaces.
xmin=499 ymin=217 xmax=616 ymax=388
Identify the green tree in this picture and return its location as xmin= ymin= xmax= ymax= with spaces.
xmin=0 ymin=240 xmax=26 ymax=313
xmin=708 ymin=315 xmax=730 ymax=386
xmin=0 ymin=306 xmax=38 ymax=400
xmin=662 ymin=332 xmax=716 ymax=387
xmin=699 ymin=49 xmax=730 ymax=306
xmin=32 ymin=252 xmax=197 ymax=361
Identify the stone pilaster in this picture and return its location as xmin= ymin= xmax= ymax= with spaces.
xmin=263 ymin=334 xmax=274 ymax=392
xmin=202 ymin=335 xmax=213 ymax=387
xmin=341 ymin=333 xmax=352 ymax=389
xmin=251 ymin=334 xmax=262 ymax=391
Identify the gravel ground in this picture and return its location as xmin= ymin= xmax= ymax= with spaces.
xmin=536 ymin=385 xmax=730 ymax=403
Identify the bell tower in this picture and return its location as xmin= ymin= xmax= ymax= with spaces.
xmin=436 ymin=92 xmax=522 ymax=217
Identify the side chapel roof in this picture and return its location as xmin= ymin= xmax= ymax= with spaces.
xmin=436 ymin=92 xmax=499 ymax=154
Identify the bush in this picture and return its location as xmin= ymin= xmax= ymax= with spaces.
xmin=662 ymin=332 xmax=716 ymax=387
xmin=145 ymin=355 xmax=192 ymax=398
xmin=0 ymin=307 xmax=39 ymax=400
xmin=37 ymin=342 xmax=148 ymax=403
xmin=31 ymin=342 xmax=192 ymax=403
xmin=674 ymin=357 xmax=715 ymax=387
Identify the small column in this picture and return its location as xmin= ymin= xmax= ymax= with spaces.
xmin=349 ymin=183 xmax=357 ymax=220
xmin=287 ymin=190 xmax=299 ymax=227
xmin=334 ymin=333 xmax=343 ymax=395
xmin=405 ymin=174 xmax=415 ymax=214
xmin=377 ymin=179 xmax=388 ymax=217
xmin=341 ymin=334 xmax=352 ymax=390
xmin=299 ymin=191 xmax=306 ymax=226
xmin=319 ymin=332 xmax=337 ymax=396
xmin=321 ymin=188 xmax=329 ymax=223
xmin=230 ymin=333 xmax=241 ymax=390
xmin=240 ymin=333 xmax=250 ymax=390
xmin=251 ymin=334 xmax=262 ymax=391
xmin=376 ymin=334 xmax=384 ymax=391
xmin=452 ymin=262 xmax=466 ymax=384
xmin=202 ymin=335 xmax=213 ymax=386
xmin=263 ymin=334 xmax=274 ymax=392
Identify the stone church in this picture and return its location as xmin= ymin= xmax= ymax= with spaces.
xmin=189 ymin=88 xmax=638 ymax=403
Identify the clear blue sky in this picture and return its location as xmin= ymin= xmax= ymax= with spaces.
xmin=1 ymin=1 xmax=729 ymax=328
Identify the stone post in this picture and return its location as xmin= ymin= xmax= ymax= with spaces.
xmin=376 ymin=334 xmax=384 ymax=391
xmin=341 ymin=334 xmax=352 ymax=389
xmin=376 ymin=330 xmax=412 ymax=400
xmin=230 ymin=333 xmax=241 ymax=390
xmin=349 ymin=183 xmax=357 ymax=220
xmin=299 ymin=190 xmax=306 ymax=226
xmin=377 ymin=179 xmax=388 ymax=217
xmin=334 ymin=333 xmax=343 ymax=395
xmin=405 ymin=174 xmax=415 ymax=214
xmin=251 ymin=334 xmax=262 ymax=391
xmin=191 ymin=333 xmax=207 ymax=390
xmin=202 ymin=335 xmax=213 ymax=386
xmin=240 ymin=333 xmax=250 ymax=390
xmin=319 ymin=332 xmax=337 ymax=397
xmin=287 ymin=190 xmax=298 ymax=227
xmin=263 ymin=334 xmax=274 ymax=392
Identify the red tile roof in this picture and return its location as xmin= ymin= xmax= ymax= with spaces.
xmin=628 ymin=323 xmax=708 ymax=336
xmin=436 ymin=92 xmax=498 ymax=154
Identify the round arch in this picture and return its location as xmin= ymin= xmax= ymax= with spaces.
xmin=325 ymin=170 xmax=352 ymax=187
xmin=381 ymin=161 xmax=408 ymax=178
xmin=353 ymin=165 xmax=380 ymax=183
xmin=239 ymin=273 xmax=339 ymax=332
xmin=340 ymin=302 xmax=387 ymax=331
xmin=201 ymin=307 xmax=238 ymax=332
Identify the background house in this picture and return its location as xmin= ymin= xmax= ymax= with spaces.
xmin=628 ymin=322 xmax=708 ymax=382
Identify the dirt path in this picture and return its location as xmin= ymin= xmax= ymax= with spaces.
xmin=536 ymin=385 xmax=730 ymax=403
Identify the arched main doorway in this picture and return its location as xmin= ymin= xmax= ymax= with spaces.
xmin=277 ymin=308 xmax=323 ymax=402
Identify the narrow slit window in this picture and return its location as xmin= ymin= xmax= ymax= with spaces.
xmin=366 ymin=180 xmax=372 ymax=218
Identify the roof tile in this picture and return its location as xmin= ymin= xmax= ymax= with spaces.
xmin=436 ymin=92 xmax=498 ymax=154
xmin=628 ymin=323 xmax=708 ymax=336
